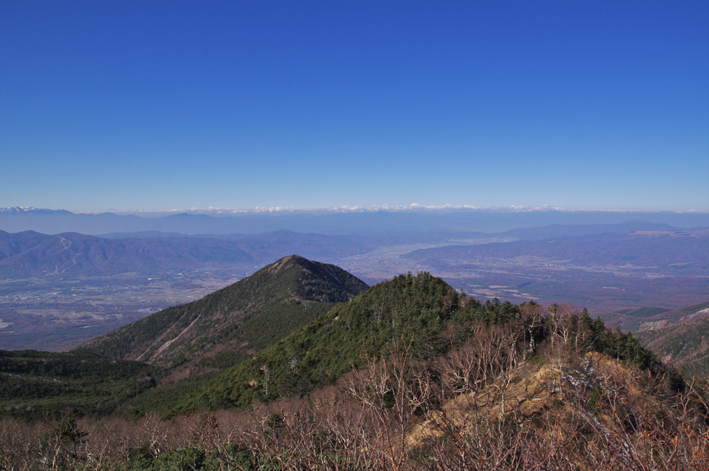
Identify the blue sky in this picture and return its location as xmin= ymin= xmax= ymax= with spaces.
xmin=1 ymin=1 xmax=707 ymax=212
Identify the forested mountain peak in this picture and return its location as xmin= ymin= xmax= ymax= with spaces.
xmin=74 ymin=256 xmax=368 ymax=376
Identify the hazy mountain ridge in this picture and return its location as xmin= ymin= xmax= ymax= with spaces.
xmin=0 ymin=230 xmax=255 ymax=277
xmin=0 ymin=230 xmax=381 ymax=278
xmin=1 ymin=206 xmax=707 ymax=236
xmin=75 ymin=256 xmax=368 ymax=378
xmin=1 ymin=222 xmax=695 ymax=279
xmin=498 ymin=220 xmax=681 ymax=240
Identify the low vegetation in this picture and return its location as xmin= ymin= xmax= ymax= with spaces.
xmin=1 ymin=332 xmax=706 ymax=470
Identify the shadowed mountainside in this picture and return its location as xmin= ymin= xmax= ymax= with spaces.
xmin=0 ymin=349 xmax=161 ymax=421
xmin=634 ymin=314 xmax=709 ymax=378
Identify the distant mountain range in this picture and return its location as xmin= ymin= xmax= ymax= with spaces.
xmin=1 ymin=221 xmax=699 ymax=279
xmin=0 ymin=230 xmax=255 ymax=277
xmin=1 ymin=221 xmax=707 ymax=353
xmin=0 ymin=229 xmax=386 ymax=277
xmin=1 ymin=206 xmax=707 ymax=235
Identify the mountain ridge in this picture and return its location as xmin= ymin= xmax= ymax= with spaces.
xmin=144 ymin=270 xmax=663 ymax=417
xmin=2 ymin=206 xmax=707 ymax=235
xmin=0 ymin=230 xmax=255 ymax=277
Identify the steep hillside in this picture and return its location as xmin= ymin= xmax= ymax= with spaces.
xmin=177 ymin=272 xmax=455 ymax=411
xmin=608 ymin=301 xmax=709 ymax=332
xmin=75 ymin=256 xmax=368 ymax=377
xmin=635 ymin=315 xmax=709 ymax=377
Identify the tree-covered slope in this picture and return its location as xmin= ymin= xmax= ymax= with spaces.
xmin=167 ymin=272 xmax=456 ymax=413
xmin=0 ymin=349 xmax=160 ymax=421
xmin=163 ymin=271 xmax=661 ymax=417
xmin=74 ymin=255 xmax=368 ymax=376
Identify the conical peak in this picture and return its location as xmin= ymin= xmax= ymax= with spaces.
xmin=267 ymin=254 xmax=306 ymax=274
xmin=213 ymin=255 xmax=367 ymax=306
xmin=75 ymin=255 xmax=367 ymax=372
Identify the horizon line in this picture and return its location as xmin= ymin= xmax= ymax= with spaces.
xmin=2 ymin=204 xmax=708 ymax=216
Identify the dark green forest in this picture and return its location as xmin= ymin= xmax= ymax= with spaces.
xmin=0 ymin=350 xmax=160 ymax=421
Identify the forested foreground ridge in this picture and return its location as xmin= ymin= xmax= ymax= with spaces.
xmin=1 ymin=268 xmax=708 ymax=470
xmin=165 ymin=272 xmax=664 ymax=416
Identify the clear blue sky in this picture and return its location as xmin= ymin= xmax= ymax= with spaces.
xmin=1 ymin=1 xmax=707 ymax=212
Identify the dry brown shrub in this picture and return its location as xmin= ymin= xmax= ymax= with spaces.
xmin=0 ymin=334 xmax=707 ymax=471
